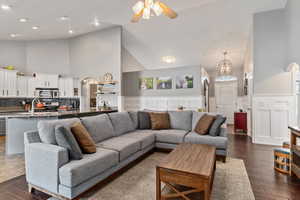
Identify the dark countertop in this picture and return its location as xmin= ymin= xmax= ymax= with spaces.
xmin=0 ymin=108 xmax=118 ymax=119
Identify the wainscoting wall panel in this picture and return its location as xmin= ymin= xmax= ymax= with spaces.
xmin=252 ymin=95 xmax=296 ymax=145
xmin=124 ymin=96 xmax=204 ymax=111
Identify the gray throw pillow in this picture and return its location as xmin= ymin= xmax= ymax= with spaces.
xmin=129 ymin=111 xmax=139 ymax=129
xmin=138 ymin=111 xmax=151 ymax=129
xmin=55 ymin=125 xmax=83 ymax=160
xmin=209 ymin=115 xmax=226 ymax=137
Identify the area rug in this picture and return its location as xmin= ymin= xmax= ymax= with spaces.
xmin=0 ymin=137 xmax=25 ymax=183
xmin=50 ymin=152 xmax=255 ymax=200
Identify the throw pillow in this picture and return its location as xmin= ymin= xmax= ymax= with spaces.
xmin=138 ymin=111 xmax=151 ymax=129
xmin=149 ymin=112 xmax=170 ymax=130
xmin=71 ymin=122 xmax=96 ymax=154
xmin=194 ymin=114 xmax=215 ymax=135
xmin=209 ymin=115 xmax=227 ymax=137
xmin=55 ymin=125 xmax=83 ymax=160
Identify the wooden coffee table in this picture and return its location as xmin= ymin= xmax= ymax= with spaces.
xmin=156 ymin=144 xmax=216 ymax=200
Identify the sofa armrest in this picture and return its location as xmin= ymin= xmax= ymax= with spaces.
xmin=219 ymin=128 xmax=227 ymax=138
xmin=25 ymin=142 xmax=69 ymax=194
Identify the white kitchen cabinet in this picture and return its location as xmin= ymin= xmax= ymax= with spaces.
xmin=34 ymin=73 xmax=58 ymax=88
xmin=16 ymin=76 xmax=28 ymax=97
xmin=27 ymin=77 xmax=37 ymax=97
xmin=0 ymin=70 xmax=17 ymax=97
xmin=58 ymin=77 xmax=80 ymax=98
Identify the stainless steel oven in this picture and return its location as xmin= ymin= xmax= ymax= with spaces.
xmin=35 ymin=88 xmax=59 ymax=98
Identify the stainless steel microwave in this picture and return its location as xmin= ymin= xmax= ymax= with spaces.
xmin=35 ymin=88 xmax=59 ymax=98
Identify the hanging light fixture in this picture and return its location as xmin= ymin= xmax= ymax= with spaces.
xmin=216 ymin=51 xmax=233 ymax=77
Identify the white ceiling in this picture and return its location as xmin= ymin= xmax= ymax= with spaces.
xmin=0 ymin=0 xmax=287 ymax=70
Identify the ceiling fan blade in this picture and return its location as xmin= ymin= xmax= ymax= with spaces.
xmin=158 ymin=2 xmax=178 ymax=19
xmin=131 ymin=9 xmax=144 ymax=23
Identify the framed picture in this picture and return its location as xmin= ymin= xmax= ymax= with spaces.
xmin=139 ymin=77 xmax=154 ymax=90
xmin=156 ymin=77 xmax=172 ymax=89
xmin=176 ymin=75 xmax=194 ymax=89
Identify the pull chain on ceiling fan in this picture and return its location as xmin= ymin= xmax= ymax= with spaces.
xmin=131 ymin=0 xmax=178 ymax=23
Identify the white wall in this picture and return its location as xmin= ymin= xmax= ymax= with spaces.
xmin=69 ymin=27 xmax=122 ymax=80
xmin=0 ymin=41 xmax=26 ymax=72
xmin=0 ymin=27 xmax=122 ymax=80
xmin=26 ymin=39 xmax=70 ymax=75
xmin=286 ymin=0 xmax=300 ymax=65
xmin=253 ymin=9 xmax=292 ymax=95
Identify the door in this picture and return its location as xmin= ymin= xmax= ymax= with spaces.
xmin=215 ymin=80 xmax=238 ymax=124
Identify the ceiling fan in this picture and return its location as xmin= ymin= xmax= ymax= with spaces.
xmin=131 ymin=0 xmax=178 ymax=23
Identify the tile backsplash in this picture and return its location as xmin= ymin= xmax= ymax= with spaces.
xmin=0 ymin=98 xmax=80 ymax=111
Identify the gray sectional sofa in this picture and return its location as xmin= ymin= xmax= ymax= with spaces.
xmin=24 ymin=111 xmax=227 ymax=199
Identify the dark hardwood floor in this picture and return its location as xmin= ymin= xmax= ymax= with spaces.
xmin=0 ymin=134 xmax=300 ymax=200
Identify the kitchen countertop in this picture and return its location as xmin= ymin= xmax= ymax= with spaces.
xmin=0 ymin=108 xmax=118 ymax=118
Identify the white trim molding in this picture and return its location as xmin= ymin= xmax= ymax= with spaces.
xmin=252 ymin=95 xmax=297 ymax=145
xmin=124 ymin=96 xmax=204 ymax=111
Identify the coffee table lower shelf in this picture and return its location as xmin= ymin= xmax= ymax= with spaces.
xmin=161 ymin=183 xmax=205 ymax=200
xmin=156 ymin=165 xmax=215 ymax=200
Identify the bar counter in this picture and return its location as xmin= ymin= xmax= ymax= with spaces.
xmin=4 ymin=109 xmax=117 ymax=155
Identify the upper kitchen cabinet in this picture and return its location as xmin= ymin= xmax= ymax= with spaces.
xmin=0 ymin=70 xmax=17 ymax=97
xmin=59 ymin=77 xmax=80 ymax=98
xmin=34 ymin=73 xmax=59 ymax=88
xmin=16 ymin=76 xmax=28 ymax=97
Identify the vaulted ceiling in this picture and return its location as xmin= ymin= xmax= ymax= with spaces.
xmin=0 ymin=0 xmax=287 ymax=71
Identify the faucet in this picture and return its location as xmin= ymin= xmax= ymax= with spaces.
xmin=30 ymin=96 xmax=39 ymax=114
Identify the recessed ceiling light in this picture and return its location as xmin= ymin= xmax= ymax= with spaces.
xmin=32 ymin=26 xmax=40 ymax=30
xmin=91 ymin=18 xmax=101 ymax=27
xmin=10 ymin=33 xmax=20 ymax=38
xmin=1 ymin=4 xmax=12 ymax=11
xmin=162 ymin=56 xmax=176 ymax=64
xmin=19 ymin=18 xmax=28 ymax=23
xmin=68 ymin=29 xmax=74 ymax=34
xmin=59 ymin=16 xmax=69 ymax=21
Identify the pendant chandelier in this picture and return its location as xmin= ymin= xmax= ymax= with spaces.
xmin=216 ymin=51 xmax=233 ymax=77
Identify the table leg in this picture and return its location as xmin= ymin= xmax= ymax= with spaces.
xmin=156 ymin=167 xmax=161 ymax=200
xmin=204 ymin=183 xmax=210 ymax=200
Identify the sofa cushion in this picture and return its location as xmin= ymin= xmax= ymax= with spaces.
xmin=80 ymin=114 xmax=114 ymax=143
xmin=138 ymin=111 xmax=151 ymax=129
xmin=59 ymin=148 xmax=118 ymax=187
xmin=38 ymin=118 xmax=80 ymax=144
xmin=55 ymin=125 xmax=83 ymax=160
xmin=184 ymin=131 xmax=227 ymax=149
xmin=149 ymin=112 xmax=170 ymax=130
xmin=192 ymin=112 xmax=208 ymax=131
xmin=128 ymin=111 xmax=139 ymax=129
xmin=154 ymin=129 xmax=189 ymax=144
xmin=209 ymin=115 xmax=227 ymax=136
xmin=168 ymin=111 xmax=192 ymax=131
xmin=194 ymin=114 xmax=216 ymax=135
xmin=108 ymin=112 xmax=135 ymax=136
xmin=119 ymin=130 xmax=155 ymax=149
xmin=97 ymin=137 xmax=140 ymax=161
xmin=71 ymin=122 xmax=96 ymax=154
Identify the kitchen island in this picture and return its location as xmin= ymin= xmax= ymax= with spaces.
xmin=4 ymin=109 xmax=117 ymax=155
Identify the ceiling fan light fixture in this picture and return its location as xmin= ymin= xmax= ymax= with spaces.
xmin=152 ymin=2 xmax=163 ymax=16
xmin=132 ymin=1 xmax=144 ymax=14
